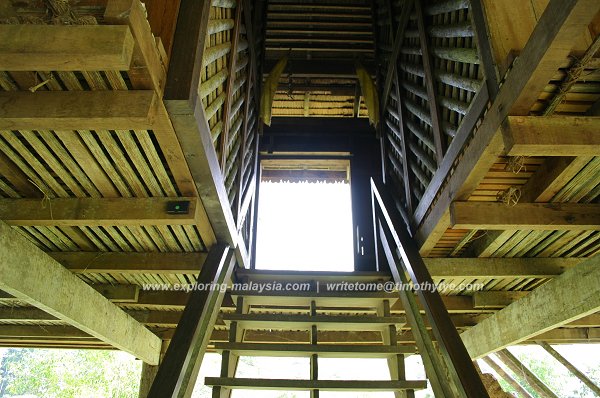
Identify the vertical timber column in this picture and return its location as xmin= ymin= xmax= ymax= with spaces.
xmin=148 ymin=244 xmax=236 ymax=398
xmin=380 ymin=299 xmax=414 ymax=398
xmin=214 ymin=296 xmax=247 ymax=398
xmin=139 ymin=341 xmax=170 ymax=398
xmin=310 ymin=300 xmax=319 ymax=398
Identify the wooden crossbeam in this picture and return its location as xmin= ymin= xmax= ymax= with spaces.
xmin=0 ymin=91 xmax=158 ymax=131
xmin=503 ymin=116 xmax=600 ymax=156
xmin=460 ymin=253 xmax=600 ymax=358
xmin=0 ymin=25 xmax=134 ymax=71
xmin=50 ymin=252 xmax=207 ymax=274
xmin=450 ymin=202 xmax=600 ymax=230
xmin=0 ymin=197 xmax=198 ymax=226
xmin=44 ymin=252 xmax=579 ymax=276
xmin=0 ymin=220 xmax=161 ymax=364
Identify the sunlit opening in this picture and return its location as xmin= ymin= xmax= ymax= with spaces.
xmin=256 ymin=181 xmax=354 ymax=271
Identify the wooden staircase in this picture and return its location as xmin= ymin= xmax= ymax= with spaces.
xmin=205 ymin=270 xmax=429 ymax=396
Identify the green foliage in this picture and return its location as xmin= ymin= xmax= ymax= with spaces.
xmin=0 ymin=348 xmax=141 ymax=398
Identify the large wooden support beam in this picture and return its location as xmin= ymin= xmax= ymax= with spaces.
xmin=0 ymin=25 xmax=135 ymax=71
xmin=148 ymin=244 xmax=236 ymax=398
xmin=460 ymin=254 xmax=600 ymax=359
xmin=0 ymin=197 xmax=198 ymax=227
xmin=450 ymin=202 xmax=600 ymax=230
xmin=0 ymin=91 xmax=158 ymax=131
xmin=415 ymin=0 xmax=600 ymax=254
xmin=47 ymin=252 xmax=579 ymax=276
xmin=503 ymin=116 xmax=600 ymax=156
xmin=0 ymin=220 xmax=161 ymax=364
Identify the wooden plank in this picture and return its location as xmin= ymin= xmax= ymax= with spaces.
xmin=0 ymin=91 xmax=158 ymax=131
xmin=50 ymin=252 xmax=207 ymax=274
xmin=0 ymin=197 xmax=198 ymax=226
xmin=415 ymin=0 xmax=599 ymax=253
xmin=0 ymin=25 xmax=134 ymax=71
xmin=460 ymin=254 xmax=600 ymax=358
xmin=213 ymin=342 xmax=416 ymax=358
xmin=503 ymin=116 xmax=600 ymax=156
xmin=148 ymin=244 xmax=236 ymax=398
xmin=204 ymin=378 xmax=427 ymax=391
xmin=450 ymin=202 xmax=600 ymax=230
xmin=0 ymin=151 xmax=42 ymax=198
xmin=0 ymin=220 xmax=161 ymax=364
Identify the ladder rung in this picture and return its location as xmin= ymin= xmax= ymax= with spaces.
xmin=230 ymin=290 xmax=399 ymax=307
xmin=222 ymin=313 xmax=407 ymax=331
xmin=205 ymin=377 xmax=428 ymax=391
xmin=213 ymin=342 xmax=417 ymax=357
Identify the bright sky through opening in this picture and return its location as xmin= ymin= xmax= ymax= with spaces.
xmin=256 ymin=181 xmax=354 ymax=271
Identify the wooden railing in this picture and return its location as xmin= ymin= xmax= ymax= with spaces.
xmin=371 ymin=178 xmax=489 ymax=398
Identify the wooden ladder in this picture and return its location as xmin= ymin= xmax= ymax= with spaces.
xmin=206 ymin=274 xmax=429 ymax=397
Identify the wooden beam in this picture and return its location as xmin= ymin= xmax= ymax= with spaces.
xmin=473 ymin=291 xmax=528 ymax=309
xmin=450 ymin=202 xmax=600 ymax=230
xmin=460 ymin=254 xmax=600 ymax=358
xmin=0 ymin=25 xmax=135 ymax=71
xmin=148 ymin=244 xmax=236 ymax=398
xmin=503 ymin=116 xmax=600 ymax=156
xmin=537 ymin=342 xmax=600 ymax=396
xmin=480 ymin=356 xmax=534 ymax=398
xmin=0 ymin=220 xmax=161 ymax=364
xmin=0 ymin=197 xmax=198 ymax=227
xmin=165 ymin=101 xmax=239 ymax=246
xmin=0 ymin=91 xmax=158 ymax=131
xmin=415 ymin=0 xmax=599 ymax=253
xmin=50 ymin=252 xmax=207 ymax=274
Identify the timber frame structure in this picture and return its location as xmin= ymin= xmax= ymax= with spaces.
xmin=0 ymin=0 xmax=599 ymax=397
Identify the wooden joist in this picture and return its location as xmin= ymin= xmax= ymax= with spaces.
xmin=50 ymin=252 xmax=207 ymax=274
xmin=0 ymin=91 xmax=158 ymax=131
xmin=0 ymin=220 xmax=161 ymax=364
xmin=450 ymin=202 xmax=600 ymax=230
xmin=503 ymin=116 xmax=600 ymax=156
xmin=0 ymin=197 xmax=198 ymax=226
xmin=460 ymin=253 xmax=600 ymax=358
xmin=0 ymin=25 xmax=135 ymax=71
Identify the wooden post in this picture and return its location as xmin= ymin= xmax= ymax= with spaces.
xmin=147 ymin=244 xmax=236 ymax=398
xmin=310 ymin=300 xmax=319 ymax=398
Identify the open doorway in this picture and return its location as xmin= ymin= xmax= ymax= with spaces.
xmin=255 ymin=156 xmax=354 ymax=272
